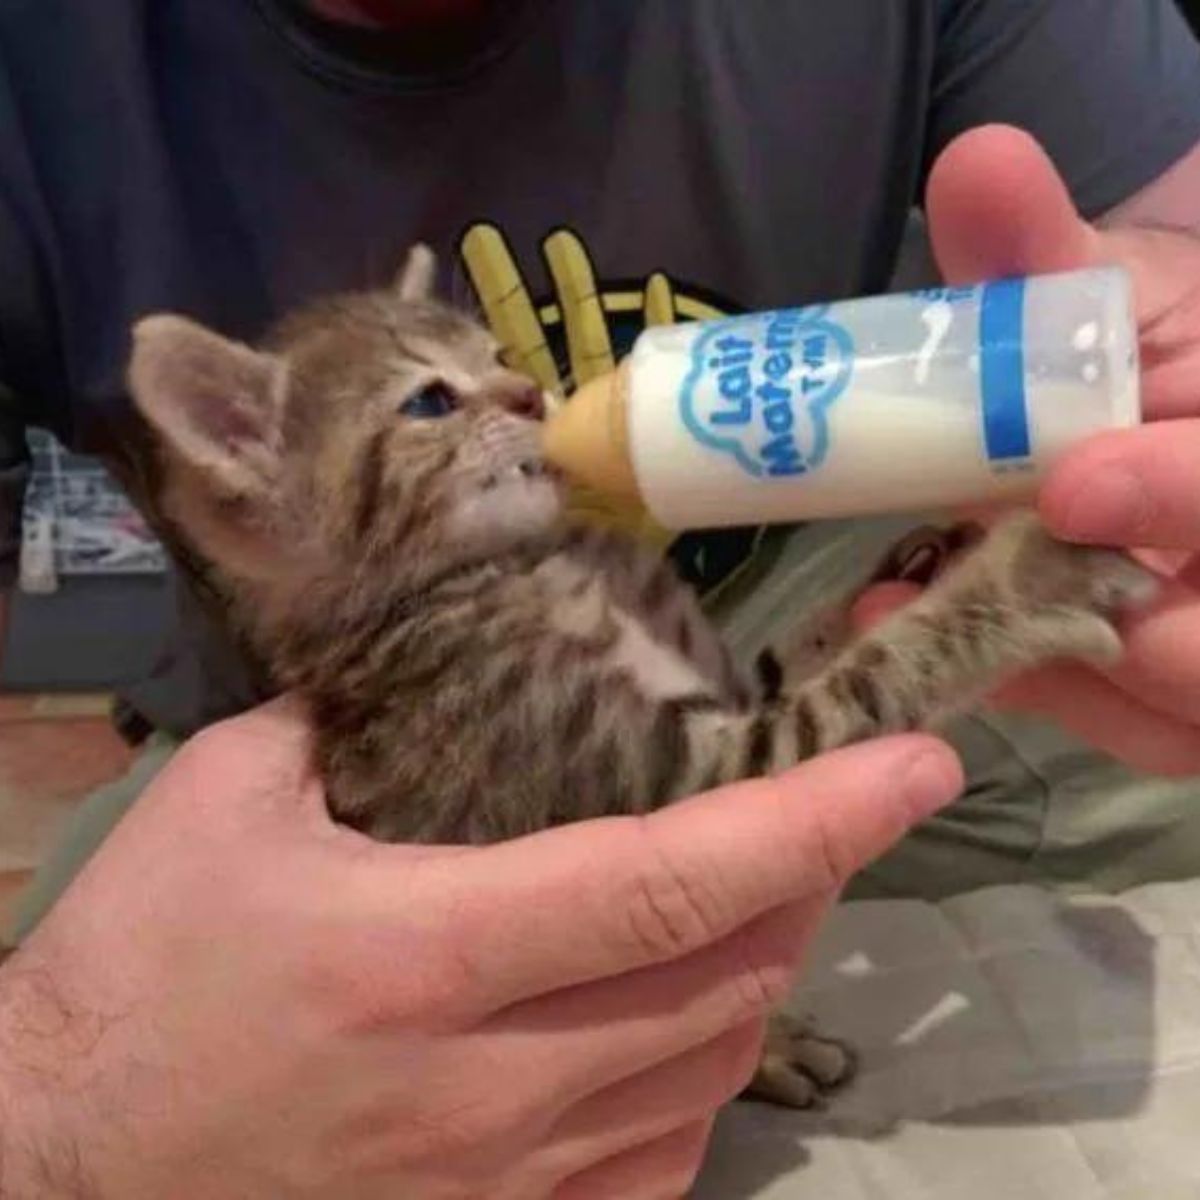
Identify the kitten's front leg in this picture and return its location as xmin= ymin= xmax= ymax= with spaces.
xmin=787 ymin=511 xmax=1158 ymax=749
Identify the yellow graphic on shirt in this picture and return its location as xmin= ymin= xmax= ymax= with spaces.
xmin=459 ymin=223 xmax=727 ymax=551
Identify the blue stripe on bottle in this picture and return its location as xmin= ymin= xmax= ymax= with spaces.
xmin=979 ymin=278 xmax=1030 ymax=462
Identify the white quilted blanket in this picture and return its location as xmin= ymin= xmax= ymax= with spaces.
xmin=696 ymin=882 xmax=1200 ymax=1199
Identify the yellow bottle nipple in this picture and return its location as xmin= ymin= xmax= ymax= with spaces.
xmin=540 ymin=361 xmax=641 ymax=503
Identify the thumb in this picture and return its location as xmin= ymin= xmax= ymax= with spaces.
xmin=927 ymin=125 xmax=1101 ymax=284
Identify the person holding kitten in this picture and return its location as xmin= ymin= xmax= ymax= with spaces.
xmin=2 ymin=1 xmax=1200 ymax=1196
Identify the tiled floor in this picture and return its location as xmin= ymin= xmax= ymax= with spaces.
xmin=0 ymin=693 xmax=133 ymax=932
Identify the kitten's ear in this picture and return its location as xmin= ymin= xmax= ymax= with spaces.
xmin=395 ymin=243 xmax=437 ymax=302
xmin=128 ymin=315 xmax=285 ymax=499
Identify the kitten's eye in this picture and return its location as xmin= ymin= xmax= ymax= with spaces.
xmin=399 ymin=382 xmax=459 ymax=419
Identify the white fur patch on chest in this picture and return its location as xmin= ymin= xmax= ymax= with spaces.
xmin=606 ymin=607 xmax=710 ymax=701
xmin=543 ymin=555 xmax=710 ymax=701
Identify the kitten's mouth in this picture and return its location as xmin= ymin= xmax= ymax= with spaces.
xmin=481 ymin=458 xmax=554 ymax=491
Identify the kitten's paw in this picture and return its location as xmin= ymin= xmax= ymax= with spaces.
xmin=741 ymin=1012 xmax=856 ymax=1109
xmin=973 ymin=512 xmax=1158 ymax=664
xmin=1077 ymin=548 xmax=1161 ymax=614
xmin=992 ymin=511 xmax=1157 ymax=614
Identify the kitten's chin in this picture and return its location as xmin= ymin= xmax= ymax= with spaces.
xmin=449 ymin=471 xmax=565 ymax=549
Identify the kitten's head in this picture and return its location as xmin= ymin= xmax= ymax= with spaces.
xmin=128 ymin=246 xmax=562 ymax=596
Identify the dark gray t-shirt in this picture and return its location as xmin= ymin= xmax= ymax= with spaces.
xmin=1 ymin=0 xmax=1199 ymax=735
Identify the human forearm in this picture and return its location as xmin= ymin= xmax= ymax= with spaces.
xmin=0 ymin=963 xmax=95 ymax=1200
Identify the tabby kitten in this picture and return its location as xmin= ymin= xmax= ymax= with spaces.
xmin=128 ymin=247 xmax=1155 ymax=1107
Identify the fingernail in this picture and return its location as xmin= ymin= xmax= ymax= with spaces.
xmin=900 ymin=750 xmax=963 ymax=820
xmin=1056 ymin=467 xmax=1150 ymax=542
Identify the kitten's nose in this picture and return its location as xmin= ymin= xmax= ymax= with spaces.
xmin=500 ymin=381 xmax=546 ymax=422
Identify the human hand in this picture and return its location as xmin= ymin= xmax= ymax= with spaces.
xmin=859 ymin=124 xmax=1200 ymax=776
xmin=0 ymin=701 xmax=959 ymax=1200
